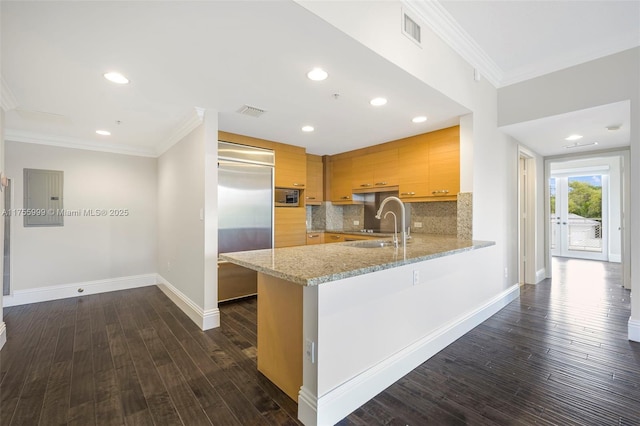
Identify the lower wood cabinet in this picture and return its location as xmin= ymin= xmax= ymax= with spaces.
xmin=257 ymin=273 xmax=302 ymax=401
xmin=323 ymin=232 xmax=383 ymax=243
xmin=274 ymin=207 xmax=306 ymax=248
xmin=324 ymin=233 xmax=345 ymax=243
xmin=306 ymin=232 xmax=324 ymax=244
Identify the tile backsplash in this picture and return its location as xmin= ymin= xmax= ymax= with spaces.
xmin=409 ymin=201 xmax=457 ymax=235
xmin=341 ymin=205 xmax=364 ymax=231
xmin=307 ymin=193 xmax=472 ymax=238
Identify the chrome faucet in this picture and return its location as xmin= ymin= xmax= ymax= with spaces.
xmin=383 ymin=211 xmax=398 ymax=247
xmin=375 ymin=196 xmax=406 ymax=252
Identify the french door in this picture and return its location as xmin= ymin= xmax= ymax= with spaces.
xmin=550 ymin=173 xmax=608 ymax=261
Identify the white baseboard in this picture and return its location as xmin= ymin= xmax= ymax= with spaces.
xmin=629 ymin=318 xmax=640 ymax=342
xmin=156 ymin=274 xmax=219 ymax=331
xmin=535 ymin=268 xmax=546 ymax=284
xmin=2 ymin=274 xmax=157 ymax=307
xmin=0 ymin=321 xmax=6 ymax=350
xmin=609 ymin=254 xmax=622 ymax=263
xmin=298 ymin=283 xmax=521 ymax=426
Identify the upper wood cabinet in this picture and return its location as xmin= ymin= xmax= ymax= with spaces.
xmin=274 ymin=143 xmax=306 ymax=189
xmin=327 ymin=126 xmax=459 ymax=203
xmin=330 ymin=156 xmax=353 ymax=203
xmin=305 ymin=154 xmax=323 ymax=205
xmin=427 ymin=131 xmax=460 ymax=199
xmin=398 ymin=126 xmax=459 ymax=202
xmin=398 ymin=136 xmax=430 ymax=198
xmin=351 ymin=149 xmax=398 ymax=190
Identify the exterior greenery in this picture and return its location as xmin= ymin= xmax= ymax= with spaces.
xmin=550 ymin=180 xmax=602 ymax=220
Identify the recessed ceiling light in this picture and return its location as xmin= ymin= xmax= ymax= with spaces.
xmin=301 ymin=125 xmax=314 ymax=132
xmin=412 ymin=116 xmax=427 ymax=123
xmin=307 ymin=68 xmax=328 ymax=81
xmin=565 ymin=134 xmax=583 ymax=141
xmin=96 ymin=130 xmax=111 ymax=136
xmin=370 ymin=97 xmax=387 ymax=106
xmin=103 ymin=72 xmax=129 ymax=84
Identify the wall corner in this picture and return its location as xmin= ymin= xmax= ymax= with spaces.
xmin=628 ymin=318 xmax=640 ymax=343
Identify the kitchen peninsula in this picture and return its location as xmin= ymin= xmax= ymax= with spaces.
xmin=220 ymin=235 xmax=517 ymax=426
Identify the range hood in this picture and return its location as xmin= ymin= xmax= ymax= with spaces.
xmin=352 ymin=185 xmax=399 ymax=194
xmin=362 ymin=190 xmax=411 ymax=233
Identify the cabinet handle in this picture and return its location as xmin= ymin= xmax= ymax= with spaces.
xmin=400 ymin=192 xmax=416 ymax=196
xmin=360 ymin=183 xmax=372 ymax=187
xmin=308 ymin=234 xmax=320 ymax=238
xmin=330 ymin=235 xmax=341 ymax=240
xmin=375 ymin=182 xmax=388 ymax=186
xmin=340 ymin=196 xmax=351 ymax=200
xmin=432 ymin=190 xmax=449 ymax=194
xmin=293 ymin=183 xmax=305 ymax=187
xmin=306 ymin=196 xmax=316 ymax=200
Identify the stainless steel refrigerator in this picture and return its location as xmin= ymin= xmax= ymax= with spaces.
xmin=218 ymin=141 xmax=274 ymax=301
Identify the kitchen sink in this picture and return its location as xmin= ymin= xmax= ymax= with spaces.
xmin=348 ymin=240 xmax=395 ymax=248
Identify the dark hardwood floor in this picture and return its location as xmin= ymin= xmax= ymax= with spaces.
xmin=1 ymin=257 xmax=639 ymax=425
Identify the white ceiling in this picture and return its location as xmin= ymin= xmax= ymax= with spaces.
xmin=500 ymin=100 xmax=631 ymax=157
xmin=439 ymin=0 xmax=640 ymax=86
xmin=1 ymin=1 xmax=638 ymax=158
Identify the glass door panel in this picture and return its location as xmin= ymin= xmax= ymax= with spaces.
xmin=550 ymin=174 xmax=607 ymax=261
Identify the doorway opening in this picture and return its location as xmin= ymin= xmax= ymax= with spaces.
xmin=550 ymin=172 xmax=608 ymax=261
xmin=547 ymin=155 xmax=624 ymax=269
xmin=518 ymin=149 xmax=537 ymax=285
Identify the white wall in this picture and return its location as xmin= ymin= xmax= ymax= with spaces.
xmin=497 ymin=48 xmax=640 ymax=340
xmin=300 ymin=245 xmax=520 ymax=425
xmin=156 ymin=111 xmax=219 ymax=330
xmin=157 ymin=125 xmax=205 ymax=304
xmin=5 ymin=141 xmax=157 ymax=299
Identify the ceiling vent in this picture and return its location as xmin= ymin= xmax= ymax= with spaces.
xmin=402 ymin=8 xmax=422 ymax=46
xmin=237 ymin=105 xmax=266 ymax=118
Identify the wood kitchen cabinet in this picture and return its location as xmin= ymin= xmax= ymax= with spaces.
xmin=398 ymin=136 xmax=430 ymax=198
xmin=274 ymin=143 xmax=306 ymax=189
xmin=427 ymin=132 xmax=460 ymax=199
xmin=351 ymin=149 xmax=398 ymax=190
xmin=323 ymin=232 xmax=386 ymax=243
xmin=398 ymin=126 xmax=459 ymax=202
xmin=328 ymin=126 xmax=458 ymax=203
xmin=329 ymin=156 xmax=353 ymax=203
xmin=305 ymin=154 xmax=323 ymax=205
xmin=324 ymin=233 xmax=346 ymax=243
xmin=275 ymin=207 xmax=306 ymax=248
xmin=306 ymin=232 xmax=324 ymax=244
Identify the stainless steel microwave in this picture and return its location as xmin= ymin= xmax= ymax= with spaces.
xmin=275 ymin=188 xmax=300 ymax=207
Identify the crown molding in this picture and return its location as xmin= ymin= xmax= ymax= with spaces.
xmin=155 ymin=106 xmax=205 ymax=156
xmin=406 ymin=0 xmax=503 ymax=88
xmin=1 ymin=77 xmax=18 ymax=111
xmin=5 ymin=129 xmax=157 ymax=158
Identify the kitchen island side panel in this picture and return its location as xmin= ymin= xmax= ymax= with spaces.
xmin=301 ymin=244 xmax=517 ymax=425
xmin=257 ymin=273 xmax=303 ymax=401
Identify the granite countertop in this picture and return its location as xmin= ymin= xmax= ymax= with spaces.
xmin=220 ymin=235 xmax=495 ymax=286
